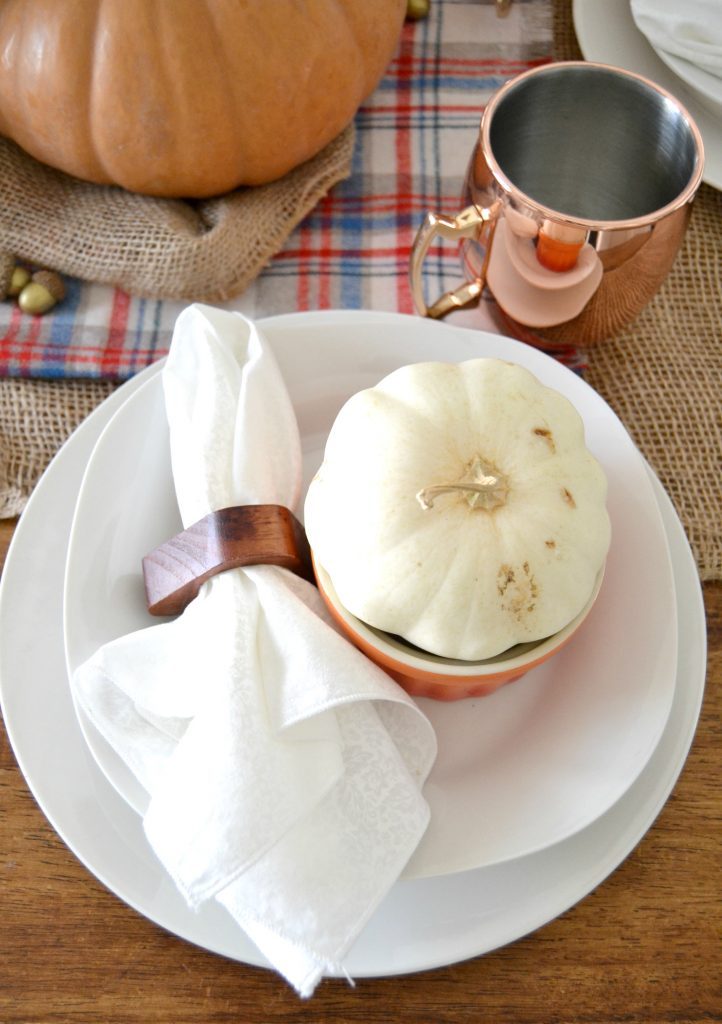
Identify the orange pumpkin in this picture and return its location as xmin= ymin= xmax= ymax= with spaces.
xmin=0 ymin=0 xmax=406 ymax=197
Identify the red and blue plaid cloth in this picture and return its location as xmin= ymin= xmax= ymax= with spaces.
xmin=0 ymin=0 xmax=579 ymax=380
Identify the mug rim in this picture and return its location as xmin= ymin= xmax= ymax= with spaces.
xmin=479 ymin=60 xmax=705 ymax=232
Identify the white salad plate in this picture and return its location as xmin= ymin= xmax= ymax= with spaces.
xmin=62 ymin=311 xmax=677 ymax=881
xmin=0 ymin=311 xmax=705 ymax=977
xmin=573 ymin=0 xmax=722 ymax=191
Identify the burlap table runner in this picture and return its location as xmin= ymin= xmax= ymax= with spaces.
xmin=0 ymin=126 xmax=354 ymax=303
xmin=0 ymin=376 xmax=115 ymax=517
xmin=0 ymin=1 xmax=720 ymax=582
xmin=554 ymin=2 xmax=722 ymax=581
xmin=0 ymin=124 xmax=355 ymax=517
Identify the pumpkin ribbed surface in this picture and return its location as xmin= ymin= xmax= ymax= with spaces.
xmin=0 ymin=0 xmax=405 ymax=197
xmin=304 ymin=359 xmax=611 ymax=661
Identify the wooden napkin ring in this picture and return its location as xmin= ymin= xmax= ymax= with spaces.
xmin=142 ymin=504 xmax=315 ymax=616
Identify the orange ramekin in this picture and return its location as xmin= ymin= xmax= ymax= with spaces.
xmin=313 ymin=557 xmax=604 ymax=701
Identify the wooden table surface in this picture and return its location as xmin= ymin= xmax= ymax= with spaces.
xmin=0 ymin=512 xmax=719 ymax=1024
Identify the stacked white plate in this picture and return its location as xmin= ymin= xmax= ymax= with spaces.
xmin=574 ymin=0 xmax=722 ymax=191
xmin=0 ymin=311 xmax=706 ymax=978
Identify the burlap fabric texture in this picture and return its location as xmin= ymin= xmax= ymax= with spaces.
xmin=584 ymin=191 xmax=722 ymax=581
xmin=0 ymin=123 xmax=355 ymax=519
xmin=0 ymin=376 xmax=115 ymax=517
xmin=0 ymin=126 xmax=354 ymax=302
xmin=554 ymin=0 xmax=722 ymax=581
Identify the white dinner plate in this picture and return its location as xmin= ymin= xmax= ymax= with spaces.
xmin=63 ymin=311 xmax=677 ymax=879
xmin=0 ymin=315 xmax=705 ymax=977
xmin=655 ymin=49 xmax=722 ymax=121
xmin=573 ymin=0 xmax=722 ymax=191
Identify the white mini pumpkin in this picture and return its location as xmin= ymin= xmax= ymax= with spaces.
xmin=304 ymin=358 xmax=611 ymax=660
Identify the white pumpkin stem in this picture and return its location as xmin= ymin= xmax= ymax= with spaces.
xmin=416 ymin=457 xmax=509 ymax=511
xmin=417 ymin=476 xmax=500 ymax=510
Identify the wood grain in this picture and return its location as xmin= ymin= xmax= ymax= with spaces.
xmin=0 ymin=508 xmax=720 ymax=1023
xmin=142 ymin=504 xmax=314 ymax=615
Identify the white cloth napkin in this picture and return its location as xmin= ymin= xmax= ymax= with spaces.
xmin=631 ymin=0 xmax=722 ymax=78
xmin=71 ymin=304 xmax=436 ymax=997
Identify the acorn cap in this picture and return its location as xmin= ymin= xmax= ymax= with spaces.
xmin=31 ymin=269 xmax=66 ymax=303
xmin=0 ymin=251 xmax=15 ymax=301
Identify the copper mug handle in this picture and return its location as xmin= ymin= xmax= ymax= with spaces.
xmin=409 ymin=200 xmax=501 ymax=319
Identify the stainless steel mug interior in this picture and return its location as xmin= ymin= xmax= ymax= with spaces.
xmin=410 ymin=62 xmax=704 ymax=347
xmin=487 ymin=63 xmax=699 ymax=223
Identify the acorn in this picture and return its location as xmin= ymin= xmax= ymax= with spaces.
xmin=8 ymin=265 xmax=31 ymax=298
xmin=406 ymin=0 xmax=430 ymax=20
xmin=18 ymin=270 xmax=66 ymax=316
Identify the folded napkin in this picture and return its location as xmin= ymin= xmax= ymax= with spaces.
xmin=71 ymin=304 xmax=436 ymax=996
xmin=631 ymin=0 xmax=722 ymax=78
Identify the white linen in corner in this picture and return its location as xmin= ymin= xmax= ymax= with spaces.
xmin=71 ymin=304 xmax=436 ymax=998
xmin=631 ymin=0 xmax=722 ymax=78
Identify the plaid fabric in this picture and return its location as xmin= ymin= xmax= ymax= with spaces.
xmin=0 ymin=0 xmax=574 ymax=381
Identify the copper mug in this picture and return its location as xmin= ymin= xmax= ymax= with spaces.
xmin=410 ymin=61 xmax=704 ymax=347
